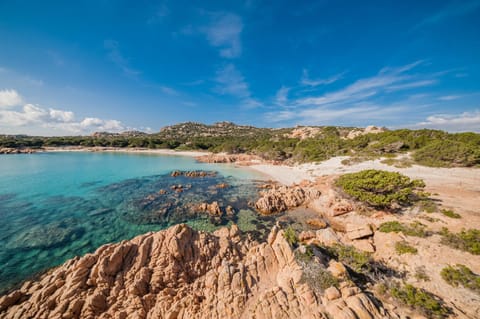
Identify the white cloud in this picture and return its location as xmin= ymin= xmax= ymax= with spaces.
xmin=0 ymin=89 xmax=23 ymax=108
xmin=202 ymin=13 xmax=243 ymax=58
xmin=0 ymin=90 xmax=129 ymax=135
xmin=49 ymin=108 xmax=75 ymax=122
xmin=414 ymin=111 xmax=480 ymax=132
xmin=301 ymin=69 xmax=344 ymax=86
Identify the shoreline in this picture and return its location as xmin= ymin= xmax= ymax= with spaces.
xmin=42 ymin=146 xmax=211 ymax=157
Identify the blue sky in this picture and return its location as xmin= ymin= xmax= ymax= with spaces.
xmin=0 ymin=0 xmax=479 ymax=135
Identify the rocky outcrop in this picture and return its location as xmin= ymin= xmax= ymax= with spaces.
xmin=170 ymin=170 xmax=217 ymax=178
xmin=255 ymin=184 xmax=321 ymax=215
xmin=0 ymin=148 xmax=37 ymax=154
xmin=195 ymin=154 xmax=263 ymax=165
xmin=196 ymin=201 xmax=222 ymax=216
xmin=0 ymin=224 xmax=393 ymax=319
xmin=345 ymin=126 xmax=386 ymax=139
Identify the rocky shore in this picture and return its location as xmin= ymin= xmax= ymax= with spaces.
xmin=0 ymin=224 xmax=391 ymax=319
xmin=0 ymin=148 xmax=38 ymax=154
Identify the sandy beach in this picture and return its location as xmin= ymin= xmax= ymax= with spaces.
xmin=43 ymin=146 xmax=211 ymax=157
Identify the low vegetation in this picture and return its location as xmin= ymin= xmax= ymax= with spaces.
xmin=416 ymin=198 xmax=438 ymax=213
xmin=414 ymin=266 xmax=430 ymax=282
xmin=336 ymin=170 xmax=426 ymax=209
xmin=283 ymin=227 xmax=298 ymax=246
xmin=326 ymin=244 xmax=372 ymax=273
xmin=378 ymin=221 xmax=429 ymax=237
xmin=441 ymin=264 xmax=480 ymax=294
xmin=440 ymin=228 xmax=480 ymax=255
xmin=389 ymin=283 xmax=451 ymax=318
xmin=299 ymin=262 xmax=340 ymax=293
xmin=395 ymin=241 xmax=418 ymax=255
xmin=2 ymin=123 xmax=479 ymax=167
xmin=413 ymin=139 xmax=480 ymax=167
xmin=440 ymin=209 xmax=461 ymax=219
xmin=295 ymin=245 xmax=340 ymax=293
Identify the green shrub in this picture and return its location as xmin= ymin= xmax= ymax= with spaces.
xmin=414 ymin=266 xmax=430 ymax=281
xmin=440 ymin=228 xmax=480 ymax=255
xmin=300 ymin=265 xmax=339 ymax=293
xmin=390 ymin=283 xmax=450 ymax=318
xmin=327 ymin=244 xmax=372 ymax=273
xmin=378 ymin=221 xmax=428 ymax=237
xmin=395 ymin=241 xmax=418 ymax=255
xmin=413 ymin=140 xmax=480 ymax=167
xmin=283 ymin=227 xmax=298 ymax=246
xmin=441 ymin=264 xmax=480 ymax=294
xmin=336 ymin=170 xmax=426 ymax=209
xmin=416 ymin=199 xmax=438 ymax=213
xmin=440 ymin=209 xmax=461 ymax=219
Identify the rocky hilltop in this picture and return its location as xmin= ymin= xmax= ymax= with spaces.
xmin=0 ymin=224 xmax=391 ymax=319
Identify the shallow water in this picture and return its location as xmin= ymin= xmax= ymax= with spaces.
xmin=0 ymin=152 xmax=273 ymax=294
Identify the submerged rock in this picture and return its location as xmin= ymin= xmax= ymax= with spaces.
xmin=0 ymin=224 xmax=393 ymax=319
xmin=7 ymin=222 xmax=83 ymax=250
xmin=170 ymin=170 xmax=217 ymax=178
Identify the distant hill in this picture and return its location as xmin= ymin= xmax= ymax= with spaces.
xmin=1 ymin=122 xmax=479 ymax=167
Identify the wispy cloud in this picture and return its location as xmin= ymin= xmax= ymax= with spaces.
xmin=414 ymin=0 xmax=480 ymax=29
xmin=414 ymin=111 xmax=480 ymax=132
xmin=201 ymin=13 xmax=243 ymax=58
xmin=386 ymin=80 xmax=436 ymax=92
xmin=438 ymin=95 xmax=462 ymax=101
xmin=266 ymin=61 xmax=445 ymax=126
xmin=214 ymin=64 xmax=249 ymax=98
xmin=296 ymin=61 xmax=428 ymax=107
xmin=46 ymin=50 xmax=65 ymax=66
xmin=275 ymin=86 xmax=290 ymax=105
xmin=266 ymin=103 xmax=407 ymax=125
xmin=159 ymin=86 xmax=179 ymax=96
xmin=147 ymin=2 xmax=170 ymax=24
xmin=0 ymin=89 xmax=23 ymax=108
xmin=214 ymin=64 xmax=261 ymax=108
xmin=0 ymin=89 xmax=130 ymax=135
xmin=300 ymin=69 xmax=344 ymax=86
xmin=104 ymin=40 xmax=140 ymax=78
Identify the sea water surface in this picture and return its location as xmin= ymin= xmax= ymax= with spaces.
xmin=0 ymin=151 xmax=273 ymax=294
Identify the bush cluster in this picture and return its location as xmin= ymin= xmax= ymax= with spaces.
xmin=389 ymin=283 xmax=450 ymax=318
xmin=326 ymin=244 xmax=372 ymax=273
xmin=441 ymin=264 xmax=480 ymax=294
xmin=378 ymin=221 xmax=428 ymax=237
xmin=440 ymin=228 xmax=480 ymax=255
xmin=395 ymin=241 xmax=418 ymax=255
xmin=440 ymin=209 xmax=461 ymax=219
xmin=336 ymin=170 xmax=426 ymax=209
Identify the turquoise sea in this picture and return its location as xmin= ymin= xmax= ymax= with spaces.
xmin=0 ymin=151 xmax=273 ymax=294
